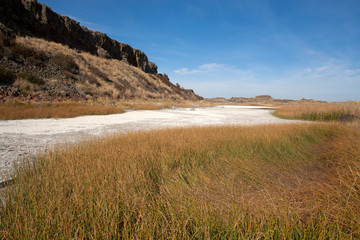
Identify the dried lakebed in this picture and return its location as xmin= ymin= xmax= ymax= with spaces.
xmin=0 ymin=106 xmax=305 ymax=182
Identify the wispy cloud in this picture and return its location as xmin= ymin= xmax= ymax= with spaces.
xmin=172 ymin=60 xmax=360 ymax=101
xmin=315 ymin=66 xmax=329 ymax=73
xmin=344 ymin=68 xmax=360 ymax=76
xmin=174 ymin=63 xmax=227 ymax=74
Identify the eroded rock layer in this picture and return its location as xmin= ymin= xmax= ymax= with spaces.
xmin=0 ymin=0 xmax=157 ymax=73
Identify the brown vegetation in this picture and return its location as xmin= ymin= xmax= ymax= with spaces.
xmin=0 ymin=65 xmax=15 ymax=85
xmin=0 ymin=99 xmax=212 ymax=120
xmin=275 ymin=101 xmax=360 ymax=121
xmin=0 ymin=124 xmax=359 ymax=238
xmin=53 ymin=53 xmax=79 ymax=74
xmin=0 ymin=101 xmax=124 ymax=120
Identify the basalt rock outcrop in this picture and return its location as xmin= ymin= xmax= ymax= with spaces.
xmin=0 ymin=0 xmax=157 ymax=74
xmin=0 ymin=0 xmax=203 ymax=101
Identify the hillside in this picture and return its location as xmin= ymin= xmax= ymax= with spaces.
xmin=206 ymin=95 xmax=326 ymax=105
xmin=0 ymin=0 xmax=202 ymax=101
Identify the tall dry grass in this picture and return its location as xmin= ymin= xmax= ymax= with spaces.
xmin=0 ymin=101 xmax=124 ymax=120
xmin=275 ymin=101 xmax=360 ymax=121
xmin=1 ymin=124 xmax=359 ymax=238
xmin=0 ymin=99 xmax=211 ymax=120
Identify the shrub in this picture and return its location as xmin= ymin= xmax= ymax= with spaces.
xmin=54 ymin=54 xmax=79 ymax=74
xmin=0 ymin=65 xmax=16 ymax=85
xmin=9 ymin=44 xmax=35 ymax=58
xmin=18 ymin=72 xmax=44 ymax=85
xmin=63 ymin=71 xmax=76 ymax=79
xmin=27 ymin=51 xmax=48 ymax=66
xmin=114 ymin=82 xmax=123 ymax=91
xmin=0 ymin=32 xmax=15 ymax=48
xmin=89 ymin=65 xmax=111 ymax=82
xmin=7 ymin=42 xmax=48 ymax=66
xmin=86 ymin=74 xmax=101 ymax=87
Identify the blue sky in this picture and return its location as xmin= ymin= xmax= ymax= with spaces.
xmin=39 ymin=0 xmax=360 ymax=101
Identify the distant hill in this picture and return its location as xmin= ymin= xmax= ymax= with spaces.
xmin=0 ymin=0 xmax=202 ymax=101
xmin=206 ymin=95 xmax=326 ymax=105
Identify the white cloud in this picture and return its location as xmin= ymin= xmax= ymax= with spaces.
xmin=315 ymin=66 xmax=329 ymax=73
xmin=301 ymin=65 xmax=330 ymax=76
xmin=174 ymin=68 xmax=192 ymax=74
xmin=174 ymin=63 xmax=228 ymax=75
xmin=198 ymin=63 xmax=226 ymax=71
xmin=303 ymin=68 xmax=313 ymax=73
xmin=344 ymin=69 xmax=360 ymax=76
xmin=171 ymin=60 xmax=360 ymax=101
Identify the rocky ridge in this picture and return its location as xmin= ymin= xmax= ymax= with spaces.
xmin=0 ymin=0 xmax=202 ymax=101
xmin=0 ymin=0 xmax=157 ymax=74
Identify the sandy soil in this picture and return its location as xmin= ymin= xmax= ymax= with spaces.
xmin=0 ymin=106 xmax=305 ymax=182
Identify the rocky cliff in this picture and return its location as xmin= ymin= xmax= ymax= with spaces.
xmin=0 ymin=0 xmax=202 ymax=101
xmin=0 ymin=0 xmax=157 ymax=74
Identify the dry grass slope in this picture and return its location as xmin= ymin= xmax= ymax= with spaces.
xmin=8 ymin=36 xmax=199 ymax=101
xmin=1 ymin=124 xmax=359 ymax=238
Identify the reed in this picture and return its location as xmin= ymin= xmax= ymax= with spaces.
xmin=0 ymin=101 xmax=124 ymax=120
xmin=274 ymin=101 xmax=360 ymax=121
xmin=1 ymin=123 xmax=359 ymax=239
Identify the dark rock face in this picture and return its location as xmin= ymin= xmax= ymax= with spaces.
xmin=0 ymin=0 xmax=158 ymax=74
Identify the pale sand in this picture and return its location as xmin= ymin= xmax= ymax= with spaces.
xmin=0 ymin=106 xmax=305 ymax=182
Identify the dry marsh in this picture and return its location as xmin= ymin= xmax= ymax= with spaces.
xmin=0 ymin=99 xmax=210 ymax=120
xmin=275 ymin=101 xmax=360 ymax=121
xmin=0 ymin=101 xmax=125 ymax=120
xmin=1 ymin=124 xmax=359 ymax=239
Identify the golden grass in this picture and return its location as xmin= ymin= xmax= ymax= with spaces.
xmin=1 ymin=123 xmax=359 ymax=238
xmin=0 ymin=99 xmax=212 ymax=120
xmin=275 ymin=101 xmax=360 ymax=121
xmin=0 ymin=101 xmax=125 ymax=120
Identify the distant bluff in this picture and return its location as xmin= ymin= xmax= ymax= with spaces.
xmin=0 ymin=0 xmax=157 ymax=74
